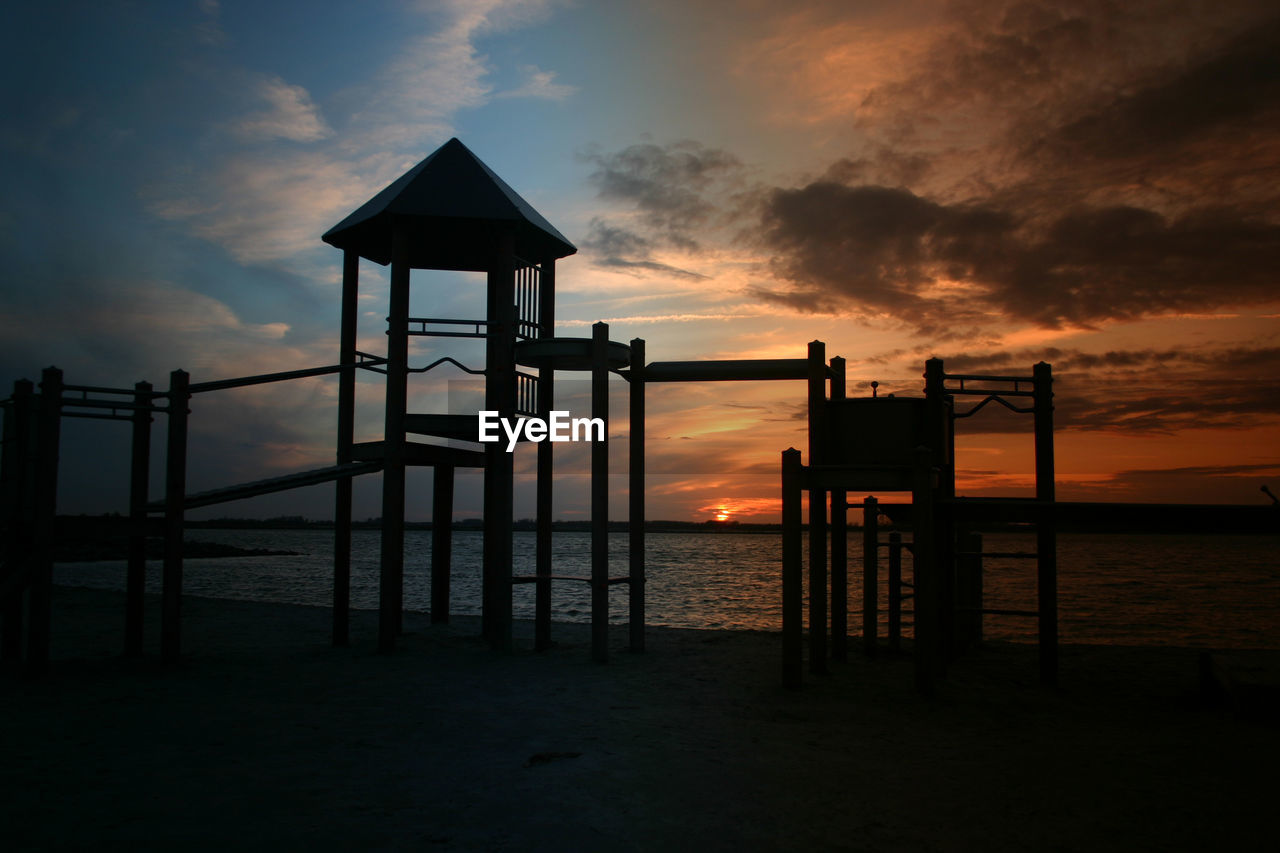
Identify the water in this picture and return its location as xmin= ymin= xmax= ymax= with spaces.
xmin=54 ymin=530 xmax=1280 ymax=648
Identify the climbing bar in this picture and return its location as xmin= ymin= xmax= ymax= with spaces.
xmin=954 ymin=394 xmax=1035 ymax=418
xmin=144 ymin=460 xmax=382 ymax=511
xmin=406 ymin=317 xmax=490 ymax=338
xmin=409 ymin=356 xmax=485 ymax=376
xmin=946 ymin=373 xmax=1032 ymax=381
xmin=642 ymin=359 xmax=819 ymax=382
xmin=188 ymin=358 xmax=386 ymax=394
xmin=63 ymin=383 xmax=162 ymax=397
xmin=949 ymin=387 xmax=1035 ymax=398
xmin=58 ymin=398 xmax=160 ymax=413
xmin=61 ymin=411 xmax=135 ymax=423
xmin=945 ymin=370 xmax=1037 ymax=398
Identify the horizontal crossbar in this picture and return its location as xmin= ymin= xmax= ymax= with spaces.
xmin=188 ymin=358 xmax=386 ymax=394
xmin=641 ymin=359 xmax=819 ymax=382
xmin=146 ymin=460 xmax=382 ymax=511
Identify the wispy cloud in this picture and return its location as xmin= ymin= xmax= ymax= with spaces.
xmin=147 ymin=151 xmax=370 ymax=264
xmin=232 ymin=75 xmax=332 ymax=143
xmin=151 ymin=0 xmax=569 ymax=266
xmin=495 ymin=65 xmax=576 ymax=100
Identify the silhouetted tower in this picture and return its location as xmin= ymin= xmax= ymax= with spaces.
xmin=323 ymin=138 xmax=575 ymax=652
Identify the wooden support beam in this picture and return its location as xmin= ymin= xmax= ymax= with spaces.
xmin=431 ymin=465 xmax=454 ymax=624
xmin=641 ymin=359 xmax=811 ymax=383
xmin=1 ymin=379 xmax=33 ymax=665
xmin=162 ymin=369 xmax=189 ymax=665
xmin=379 ymin=226 xmax=410 ymax=653
xmin=629 ymin=337 xmax=646 ymax=653
xmin=782 ymin=448 xmax=803 ymax=689
xmin=125 ymin=380 xmax=151 ymax=658
xmin=482 ymin=229 xmax=516 ymax=651
xmin=863 ymin=495 xmax=879 ymax=656
xmin=590 ymin=322 xmax=609 ymax=663
xmin=924 ymin=357 xmax=955 ymax=665
xmin=806 ymin=340 xmax=827 ymax=673
xmin=535 ymin=258 xmax=555 ymax=651
xmin=333 ymin=249 xmax=358 ymax=647
xmin=1034 ymin=361 xmax=1058 ymax=685
xmin=829 ymin=356 xmax=847 ymax=662
xmin=27 ymin=368 xmax=62 ymax=676
xmin=912 ymin=446 xmax=937 ymax=696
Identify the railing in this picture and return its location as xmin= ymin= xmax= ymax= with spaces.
xmin=516 ymin=371 xmax=538 ymax=416
xmin=406 ymin=318 xmax=489 ymax=338
xmin=515 ymin=259 xmax=540 ymax=340
xmin=944 ymin=370 xmax=1038 ymax=418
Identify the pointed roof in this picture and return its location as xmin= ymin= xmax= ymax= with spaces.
xmin=322 ymin=138 xmax=577 ymax=269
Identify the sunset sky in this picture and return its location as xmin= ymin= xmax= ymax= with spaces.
xmin=3 ymin=0 xmax=1279 ymax=522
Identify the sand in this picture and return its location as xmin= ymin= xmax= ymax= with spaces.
xmin=3 ymin=585 xmax=1277 ymax=851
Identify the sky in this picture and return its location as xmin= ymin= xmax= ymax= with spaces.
xmin=2 ymin=0 xmax=1279 ymax=522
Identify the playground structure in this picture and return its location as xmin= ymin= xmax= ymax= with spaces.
xmin=10 ymin=137 xmax=1270 ymax=689
xmin=780 ymin=358 xmax=1058 ymax=693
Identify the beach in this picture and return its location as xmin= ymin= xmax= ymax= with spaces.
xmin=4 ymin=585 xmax=1277 ymax=851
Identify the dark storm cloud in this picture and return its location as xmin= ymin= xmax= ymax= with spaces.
xmin=755 ymin=183 xmax=1280 ymax=329
xmin=752 ymin=2 xmax=1280 ymax=332
xmin=579 ymin=219 xmax=708 ymax=280
xmin=1031 ymin=16 xmax=1280 ymax=164
xmin=579 ymin=140 xmax=744 ymax=264
xmin=755 ymin=182 xmax=1015 ymax=324
xmin=941 ymin=345 xmax=1280 ymax=374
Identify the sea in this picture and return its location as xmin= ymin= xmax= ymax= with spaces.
xmin=53 ymin=530 xmax=1280 ymax=649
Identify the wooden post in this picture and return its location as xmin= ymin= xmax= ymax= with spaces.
xmin=1034 ymin=361 xmax=1058 ymax=685
xmin=482 ymin=229 xmax=516 ymax=651
xmin=590 ymin=322 xmax=609 ymax=663
xmin=125 ymin=380 xmax=151 ymax=658
xmin=333 ymin=249 xmax=358 ymax=647
xmin=1 ymin=379 xmax=33 ymax=665
xmin=862 ymin=495 xmax=879 ymax=656
xmin=829 ymin=356 xmax=847 ymax=662
xmin=161 ymin=369 xmax=188 ymax=665
xmin=535 ymin=258 xmax=555 ymax=651
xmin=782 ymin=448 xmax=803 ymax=689
xmin=629 ymin=337 xmax=646 ymax=653
xmin=379 ymin=226 xmax=410 ymax=653
xmin=806 ymin=340 xmax=827 ymax=673
xmin=888 ymin=532 xmax=902 ymax=653
xmin=431 ymin=465 xmax=454 ymax=624
xmin=923 ymin=357 xmax=954 ymax=663
xmin=27 ymin=367 xmax=62 ymax=676
xmin=912 ymin=445 xmax=936 ymax=696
